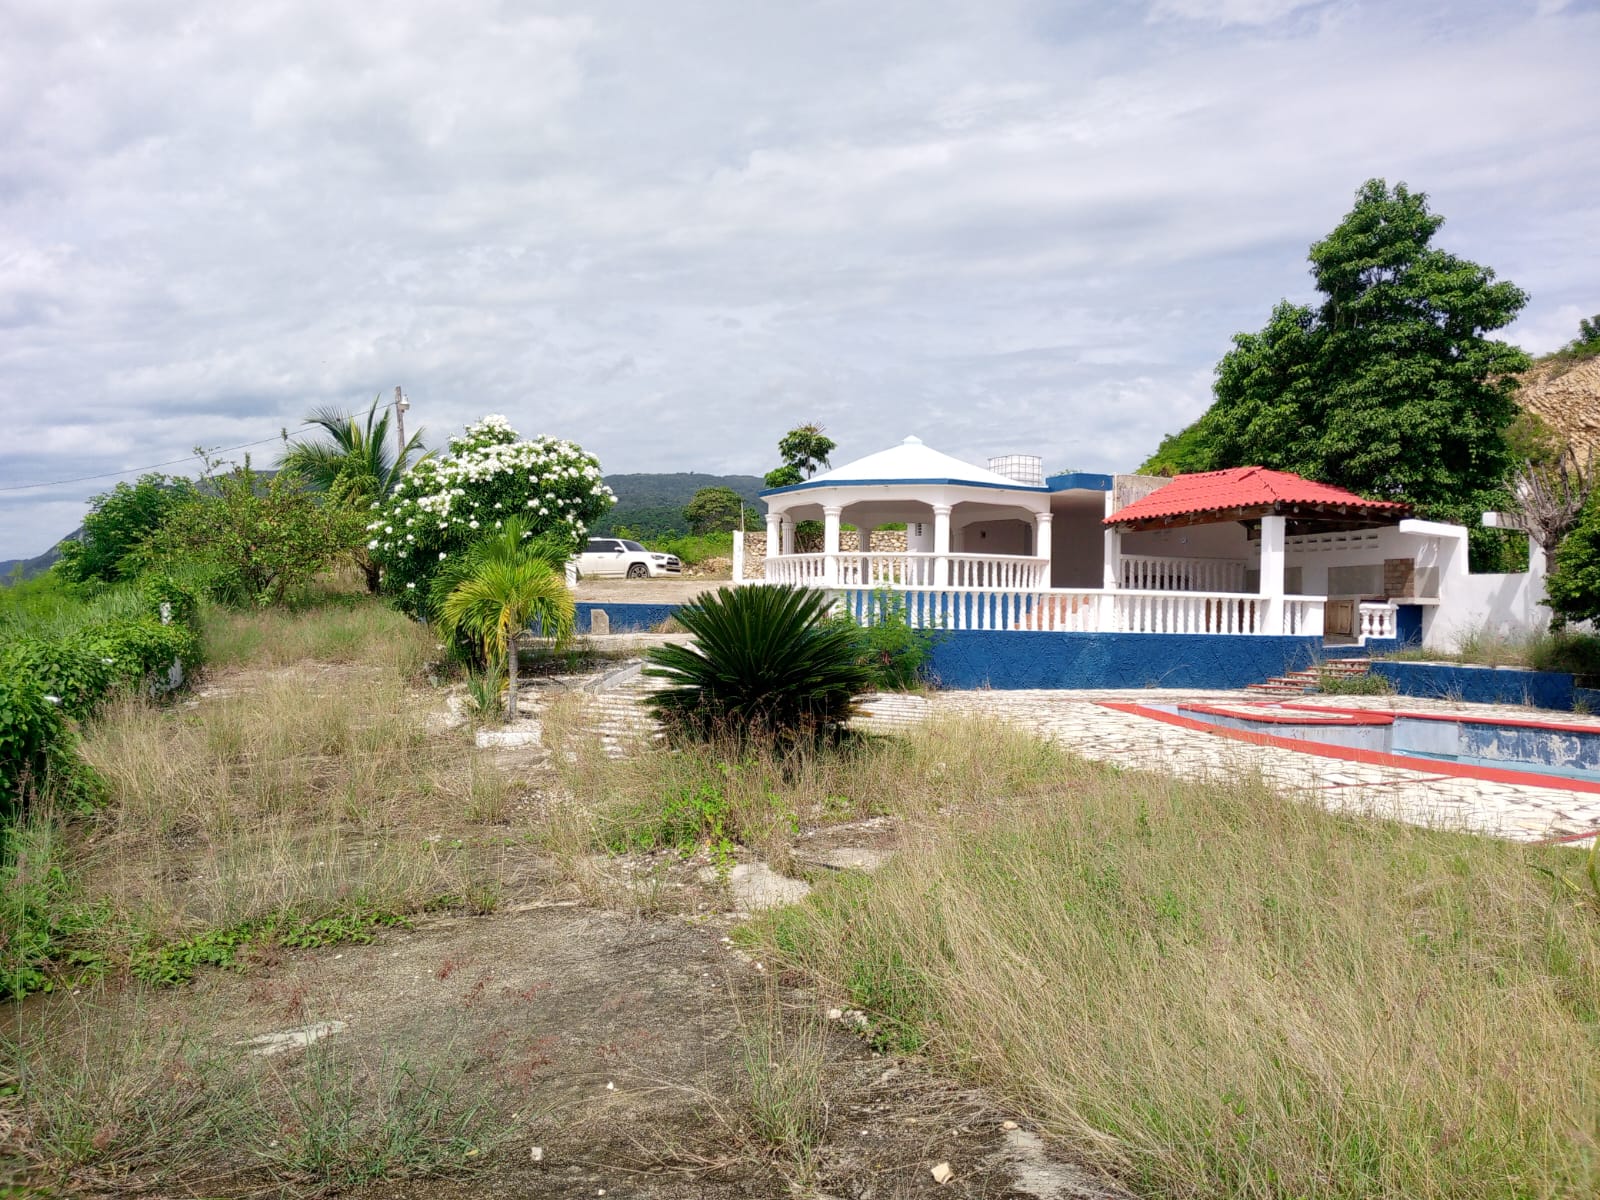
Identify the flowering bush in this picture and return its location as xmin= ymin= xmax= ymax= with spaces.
xmin=369 ymin=415 xmax=614 ymax=614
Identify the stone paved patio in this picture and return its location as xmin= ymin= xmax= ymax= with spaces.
xmin=856 ymin=688 xmax=1600 ymax=844
xmin=550 ymin=668 xmax=1600 ymax=846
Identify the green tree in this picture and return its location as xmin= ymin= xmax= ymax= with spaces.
xmin=763 ymin=424 xmax=836 ymax=551
xmin=55 ymin=474 xmax=194 ymax=585
xmin=149 ymin=460 xmax=358 ymax=606
xmin=280 ymin=396 xmax=430 ymax=592
xmin=1150 ymin=180 xmax=1529 ymax=522
xmin=683 ymin=486 xmax=751 ymax=534
xmin=279 ymin=395 xmax=428 ymax=500
xmin=762 ymin=423 xmax=836 ymax=489
xmin=433 ymin=520 xmax=574 ymax=719
xmin=1559 ymin=314 xmax=1600 ymax=359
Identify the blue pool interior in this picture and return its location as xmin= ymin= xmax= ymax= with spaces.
xmin=1157 ymin=704 xmax=1600 ymax=784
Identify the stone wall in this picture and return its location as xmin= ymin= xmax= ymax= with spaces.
xmin=743 ymin=528 xmax=909 ymax=566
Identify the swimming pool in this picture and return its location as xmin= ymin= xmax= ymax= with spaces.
xmin=1105 ymin=700 xmax=1600 ymax=792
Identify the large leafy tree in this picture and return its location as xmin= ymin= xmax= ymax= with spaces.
xmin=1144 ymin=180 xmax=1529 ymax=517
xmin=762 ymin=423 xmax=835 ymax=489
xmin=55 ymin=473 xmax=195 ymax=585
xmin=683 ymin=486 xmax=752 ymax=534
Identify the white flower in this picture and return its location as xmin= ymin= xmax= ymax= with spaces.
xmin=439 ymin=551 xmax=447 ymax=560
xmin=406 ymin=582 xmax=416 ymax=589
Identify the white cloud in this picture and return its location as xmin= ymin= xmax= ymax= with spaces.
xmin=0 ymin=0 xmax=1597 ymax=555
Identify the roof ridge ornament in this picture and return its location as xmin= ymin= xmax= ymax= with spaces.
xmin=902 ymin=435 xmax=923 ymax=445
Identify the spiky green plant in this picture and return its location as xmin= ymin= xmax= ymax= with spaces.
xmin=644 ymin=585 xmax=874 ymax=743
xmin=433 ymin=521 xmax=574 ymax=720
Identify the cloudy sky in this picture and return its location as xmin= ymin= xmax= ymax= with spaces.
xmin=2 ymin=0 xmax=1597 ymax=558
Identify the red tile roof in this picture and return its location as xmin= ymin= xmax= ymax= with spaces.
xmin=1104 ymin=467 xmax=1410 ymax=526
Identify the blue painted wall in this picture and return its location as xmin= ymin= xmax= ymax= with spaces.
xmin=1395 ymin=605 xmax=1425 ymax=647
xmin=925 ymin=631 xmax=1321 ymax=690
xmin=1369 ymin=661 xmax=1575 ymax=710
xmin=572 ymin=601 xmax=681 ymax=634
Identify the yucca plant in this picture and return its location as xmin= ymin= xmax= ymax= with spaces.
xmin=434 ymin=520 xmax=574 ymax=720
xmin=644 ymin=585 xmax=875 ymax=743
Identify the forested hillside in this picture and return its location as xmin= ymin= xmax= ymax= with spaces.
xmin=595 ymin=472 xmax=765 ymax=537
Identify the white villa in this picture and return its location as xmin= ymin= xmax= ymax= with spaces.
xmin=736 ymin=436 xmax=1548 ymax=651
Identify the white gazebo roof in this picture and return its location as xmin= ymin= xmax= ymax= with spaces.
xmin=763 ymin=436 xmax=1042 ymax=495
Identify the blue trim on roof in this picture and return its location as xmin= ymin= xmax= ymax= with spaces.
xmin=759 ymin=476 xmax=1050 ymax=498
xmin=1046 ymin=472 xmax=1112 ymax=493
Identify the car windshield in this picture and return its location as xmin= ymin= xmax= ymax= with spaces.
xmin=621 ymin=540 xmax=647 ymax=552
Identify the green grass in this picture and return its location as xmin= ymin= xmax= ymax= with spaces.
xmin=643 ymin=530 xmax=733 ymax=565
xmin=743 ymin=738 xmax=1600 ymax=1199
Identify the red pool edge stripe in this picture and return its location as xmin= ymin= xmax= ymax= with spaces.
xmin=1282 ymin=703 xmax=1600 ymax=739
xmin=1098 ymin=701 xmax=1600 ymax=796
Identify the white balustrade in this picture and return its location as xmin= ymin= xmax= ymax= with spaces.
xmin=1283 ymin=597 xmax=1326 ymax=637
xmin=1358 ymin=601 xmax=1397 ymax=641
xmin=1119 ymin=554 xmax=1248 ymax=593
xmin=829 ymin=586 xmax=1325 ymax=637
xmin=770 ymin=552 xmax=1047 ymax=591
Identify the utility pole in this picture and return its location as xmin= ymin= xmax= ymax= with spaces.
xmin=394 ymin=385 xmax=409 ymax=464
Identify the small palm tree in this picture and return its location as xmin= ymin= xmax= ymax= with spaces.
xmin=645 ymin=585 xmax=874 ymax=743
xmin=434 ymin=520 xmax=575 ymax=720
xmin=280 ymin=396 xmax=429 ymax=592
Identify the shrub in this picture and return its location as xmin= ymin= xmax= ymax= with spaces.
xmin=644 ymin=585 xmax=875 ymax=742
xmin=147 ymin=463 xmax=359 ymax=607
xmin=369 ymin=415 xmax=613 ymax=614
xmin=0 ymin=671 xmax=68 ymax=824
xmin=0 ymin=636 xmax=115 ymax=720
xmin=839 ymin=591 xmax=935 ymax=690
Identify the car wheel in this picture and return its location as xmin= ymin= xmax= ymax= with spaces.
xmin=627 ymin=563 xmax=649 ymax=579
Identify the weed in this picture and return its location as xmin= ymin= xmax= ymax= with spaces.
xmin=1317 ymin=669 xmax=1396 ymax=696
xmin=735 ymin=990 xmax=830 ymax=1179
xmin=748 ymin=738 xmax=1600 ymax=1199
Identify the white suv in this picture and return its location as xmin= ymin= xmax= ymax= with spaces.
xmin=576 ymin=537 xmax=682 ymax=579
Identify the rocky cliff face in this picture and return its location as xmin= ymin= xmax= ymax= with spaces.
xmin=1517 ymin=356 xmax=1600 ymax=463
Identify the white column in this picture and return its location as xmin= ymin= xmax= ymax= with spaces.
xmin=1033 ymin=511 xmax=1053 ymax=590
xmin=932 ymin=504 xmax=952 ymax=588
xmin=765 ymin=512 xmax=780 ymax=559
xmin=780 ymin=518 xmax=795 ymax=556
xmin=823 ymin=505 xmax=842 ymax=585
xmin=731 ymin=530 xmax=745 ymax=585
xmin=1259 ymin=513 xmax=1287 ymax=634
xmin=1102 ymin=489 xmax=1120 ymax=589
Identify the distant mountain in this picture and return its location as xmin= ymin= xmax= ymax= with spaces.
xmin=0 ymin=529 xmax=76 ymax=583
xmin=596 ymin=473 xmax=765 ymax=537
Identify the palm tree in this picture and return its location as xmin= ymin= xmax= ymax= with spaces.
xmin=434 ymin=520 xmax=575 ymax=720
xmin=280 ymin=395 xmax=429 ymax=590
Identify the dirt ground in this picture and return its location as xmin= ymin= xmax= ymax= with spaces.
xmin=573 ymin=579 xmax=723 ymax=605
xmin=114 ymin=904 xmax=1118 ymax=1199
xmin=11 ymin=653 xmax=1129 ymax=1200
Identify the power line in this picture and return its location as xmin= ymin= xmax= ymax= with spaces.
xmin=0 ymin=393 xmax=413 ymax=494
xmin=0 ymin=434 xmax=287 ymax=493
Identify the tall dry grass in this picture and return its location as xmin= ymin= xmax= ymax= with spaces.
xmin=71 ymin=599 xmax=504 ymax=942
xmin=202 ymin=597 xmax=436 ymax=673
xmin=750 ymin=734 xmax=1600 ymax=1199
